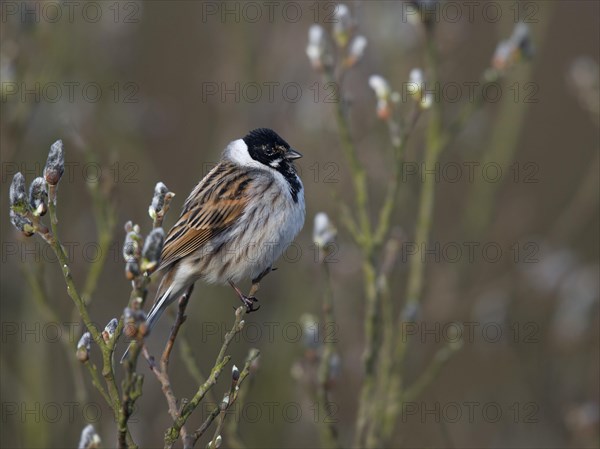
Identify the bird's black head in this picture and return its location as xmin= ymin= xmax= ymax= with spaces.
xmin=243 ymin=128 xmax=302 ymax=169
xmin=243 ymin=128 xmax=303 ymax=201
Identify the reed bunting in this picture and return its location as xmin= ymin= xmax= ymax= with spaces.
xmin=122 ymin=128 xmax=305 ymax=361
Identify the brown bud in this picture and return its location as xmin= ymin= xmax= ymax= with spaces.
xmin=76 ymin=332 xmax=91 ymax=362
xmin=44 ymin=140 xmax=65 ymax=186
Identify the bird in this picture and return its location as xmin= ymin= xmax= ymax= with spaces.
xmin=122 ymin=128 xmax=305 ymax=362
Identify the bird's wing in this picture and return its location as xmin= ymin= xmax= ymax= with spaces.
xmin=158 ymin=162 xmax=253 ymax=270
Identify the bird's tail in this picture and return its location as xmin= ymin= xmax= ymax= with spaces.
xmin=120 ymin=282 xmax=175 ymax=363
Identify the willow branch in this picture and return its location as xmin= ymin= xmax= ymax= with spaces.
xmin=209 ymin=349 xmax=260 ymax=449
xmin=403 ymin=342 xmax=461 ymax=404
xmin=144 ymin=292 xmax=193 ymax=442
xmin=44 ymin=194 xmax=102 ymax=343
xmin=373 ymin=107 xmax=422 ymax=248
xmin=164 ymin=306 xmax=247 ymax=448
xmin=84 ymin=361 xmax=113 ymax=407
xmin=325 ymin=70 xmax=372 ymax=246
xmin=20 ymin=263 xmax=88 ymax=403
xmin=316 ymin=262 xmax=340 ymax=449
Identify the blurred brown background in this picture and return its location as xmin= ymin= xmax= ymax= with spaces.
xmin=1 ymin=1 xmax=598 ymax=448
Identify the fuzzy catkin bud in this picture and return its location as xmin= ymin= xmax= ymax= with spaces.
xmin=9 ymin=172 xmax=27 ymax=214
xmin=345 ymin=35 xmax=367 ymax=67
xmin=123 ymin=308 xmax=136 ymax=338
xmin=10 ymin=210 xmax=35 ymax=237
xmin=407 ymin=68 xmax=424 ymax=99
xmin=29 ymin=177 xmax=48 ymax=216
xmin=123 ymin=223 xmax=143 ymax=279
xmin=123 ymin=230 xmax=141 ymax=263
xmin=149 ymin=182 xmax=169 ymax=221
xmin=492 ymin=23 xmax=533 ymax=72
xmin=306 ymin=24 xmax=333 ymax=71
xmin=207 ymin=435 xmax=222 ymax=449
xmin=510 ymin=23 xmax=534 ymax=60
xmin=102 ymin=318 xmax=118 ymax=343
xmin=232 ymin=364 xmax=240 ymax=382
xmin=313 ymin=212 xmax=337 ymax=250
xmin=369 ymin=75 xmax=391 ymax=100
xmin=125 ymin=261 xmax=140 ymax=280
xmin=141 ymin=228 xmax=165 ymax=273
xmin=333 ymin=4 xmax=353 ymax=48
xmin=368 ymin=75 xmax=394 ymax=119
xmin=76 ymin=332 xmax=92 ymax=362
xmin=44 ymin=140 xmax=65 ymax=186
xmin=124 ymin=308 xmax=148 ymax=339
xmin=492 ymin=41 xmax=514 ymax=71
xmin=78 ymin=424 xmax=101 ymax=449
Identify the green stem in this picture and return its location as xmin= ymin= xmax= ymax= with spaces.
xmin=188 ymin=349 xmax=259 ymax=449
xmin=402 ymin=343 xmax=461 ymax=404
xmin=366 ymin=266 xmax=395 ymax=447
xmin=404 ymin=37 xmax=443 ymax=310
xmin=373 ymin=108 xmax=421 ymax=249
xmin=45 ymin=194 xmax=102 ymax=344
xmin=119 ymin=342 xmax=143 ymax=449
xmin=462 ymin=7 xmax=554 ymax=240
xmin=164 ymin=307 xmax=247 ymax=447
xmin=21 ymin=264 xmax=88 ymax=403
xmin=81 ymin=150 xmax=116 ymax=305
xmin=102 ymin=343 xmax=123 ymax=413
xmin=326 ymin=68 xmax=386 ymax=448
xmin=210 ymin=350 xmax=250 ymax=449
xmin=85 ymin=361 xmax=113 ymax=408
xmin=379 ymin=34 xmax=444 ymax=447
xmin=326 ymin=71 xmax=372 ymax=246
xmin=316 ymin=263 xmax=340 ymax=449
xmin=82 ymin=223 xmax=114 ymax=303
xmin=353 ymin=258 xmax=379 ymax=447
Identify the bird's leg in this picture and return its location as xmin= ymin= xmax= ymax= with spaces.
xmin=228 ymin=267 xmax=276 ymax=313
xmin=249 ymin=266 xmax=277 ymax=297
xmin=229 ymin=280 xmax=260 ymax=313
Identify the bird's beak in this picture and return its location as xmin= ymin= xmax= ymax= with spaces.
xmin=286 ymin=148 xmax=303 ymax=160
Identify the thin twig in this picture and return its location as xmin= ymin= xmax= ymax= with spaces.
xmin=200 ymin=349 xmax=259 ymax=449
xmin=402 ymin=343 xmax=461 ymax=404
xmin=366 ymin=231 xmax=403 ymax=446
xmin=316 ymin=263 xmax=340 ymax=449
xmin=44 ymin=197 xmax=102 ymax=343
xmin=20 ymin=263 xmax=88 ymax=403
xmin=143 ymin=290 xmax=193 ymax=440
xmin=325 ymin=70 xmax=372 ymax=245
xmin=143 ymin=346 xmax=180 ymax=421
xmin=378 ymin=36 xmax=445 ymax=446
xmin=161 ymin=290 xmax=192 ymax=371
xmin=84 ymin=361 xmax=113 ymax=406
xmin=373 ymin=107 xmax=422 ymax=249
xmin=164 ymin=307 xmax=247 ymax=448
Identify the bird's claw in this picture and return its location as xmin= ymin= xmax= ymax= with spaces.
xmin=242 ymin=295 xmax=260 ymax=313
xmin=229 ymin=280 xmax=261 ymax=313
